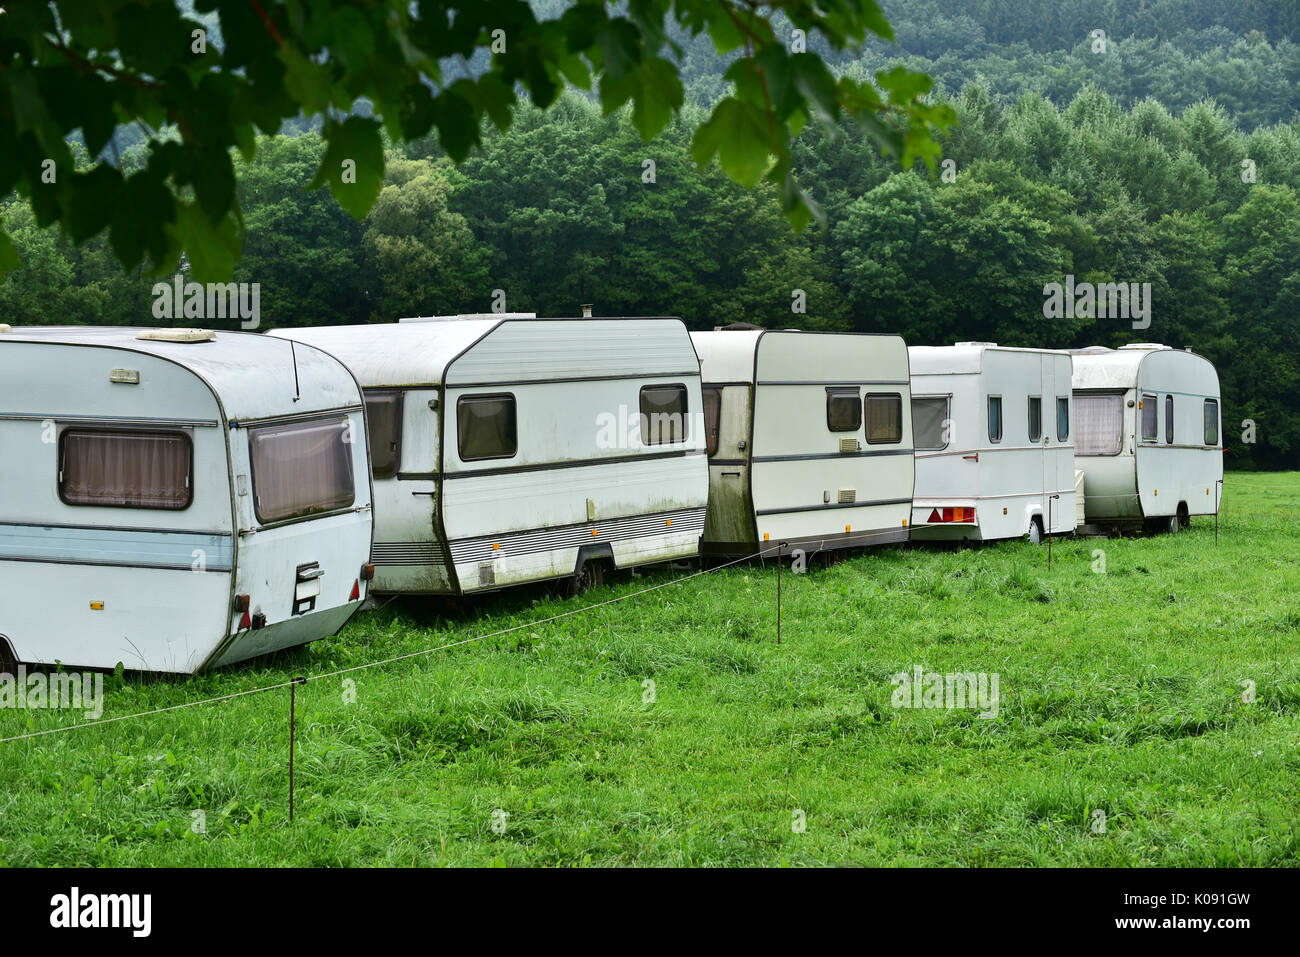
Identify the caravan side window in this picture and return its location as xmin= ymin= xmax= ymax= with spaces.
xmin=59 ymin=429 xmax=192 ymax=510
xmin=1165 ymin=394 xmax=1174 ymax=445
xmin=1141 ymin=393 xmax=1158 ymax=441
xmin=1075 ymin=393 xmax=1124 ymax=455
xmin=911 ymin=396 xmax=950 ymax=451
xmin=864 ymin=394 xmax=903 ymax=444
xmin=702 ymin=387 xmax=722 ymax=457
xmin=1028 ymin=396 xmax=1042 ymax=443
xmin=363 ymin=390 xmax=404 ymax=479
xmin=640 ymin=384 xmax=689 ymax=445
xmin=1056 ymin=397 xmax=1070 ymax=442
xmin=826 ymin=388 xmax=862 ymax=432
xmin=249 ymin=417 xmax=355 ymax=523
xmin=1204 ymin=399 xmax=1220 ymax=446
xmin=987 ymin=396 xmax=1003 ymax=443
xmin=457 ymin=394 xmax=517 ymax=460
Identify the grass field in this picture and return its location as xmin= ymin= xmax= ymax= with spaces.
xmin=2 ymin=472 xmax=1298 ymax=867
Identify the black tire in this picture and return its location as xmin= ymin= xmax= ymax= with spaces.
xmin=562 ymin=559 xmax=604 ymax=599
xmin=1026 ymin=516 xmax=1045 ymax=545
xmin=0 ymin=638 xmax=17 ymax=674
xmin=1177 ymin=503 xmax=1190 ymax=529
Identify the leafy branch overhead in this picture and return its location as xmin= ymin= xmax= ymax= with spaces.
xmin=0 ymin=0 xmax=951 ymax=279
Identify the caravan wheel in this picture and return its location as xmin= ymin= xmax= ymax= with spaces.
xmin=0 ymin=638 xmax=17 ymax=674
xmin=1026 ymin=517 xmax=1044 ymax=545
xmin=563 ymin=559 xmax=604 ymax=599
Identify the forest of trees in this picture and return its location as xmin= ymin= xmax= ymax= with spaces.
xmin=2 ymin=1 xmax=1296 ymax=469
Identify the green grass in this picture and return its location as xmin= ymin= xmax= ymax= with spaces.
xmin=2 ymin=471 xmax=1299 ymax=866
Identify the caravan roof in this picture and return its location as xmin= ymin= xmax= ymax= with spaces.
xmin=0 ymin=326 xmax=356 ymax=419
xmin=908 ymin=342 xmax=1059 ymax=376
xmin=1067 ymin=344 xmax=1209 ymax=390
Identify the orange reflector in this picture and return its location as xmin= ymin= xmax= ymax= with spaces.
xmin=845 ymin=524 xmax=851 ymax=533
xmin=90 ymin=601 xmax=104 ymax=611
xmin=592 ymin=529 xmax=598 ymax=536
xmin=902 ymin=518 xmax=908 ymax=527
xmin=666 ymin=519 xmax=672 ymax=526
xmin=764 ymin=533 xmax=770 ymax=541
xmin=492 ymin=543 xmax=500 ymax=550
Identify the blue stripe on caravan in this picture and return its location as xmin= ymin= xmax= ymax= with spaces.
xmin=0 ymin=523 xmax=234 ymax=571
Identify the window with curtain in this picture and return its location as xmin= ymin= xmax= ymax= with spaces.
xmin=911 ymin=396 xmax=950 ymax=451
xmin=249 ymin=417 xmax=355 ymax=523
xmin=1204 ymin=399 xmax=1220 ymax=446
xmin=702 ymin=387 xmax=722 ymax=456
xmin=1141 ymin=394 xmax=1158 ymax=441
xmin=826 ymin=388 xmax=862 ymax=432
xmin=1075 ymin=393 xmax=1124 ymax=455
xmin=865 ymin=393 xmax=903 ymax=444
xmin=457 ymin=394 xmax=517 ymax=460
xmin=59 ymin=429 xmax=192 ymax=509
xmin=639 ymin=384 xmax=689 ymax=445
xmin=363 ymin=390 xmax=403 ymax=478
xmin=1056 ymin=397 xmax=1070 ymax=442
xmin=987 ymin=396 xmax=1003 ymax=443
xmin=1028 ymin=396 xmax=1042 ymax=443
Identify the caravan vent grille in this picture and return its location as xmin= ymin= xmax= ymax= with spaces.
xmin=838 ymin=489 xmax=856 ymax=504
xmin=839 ymin=438 xmax=859 ymax=453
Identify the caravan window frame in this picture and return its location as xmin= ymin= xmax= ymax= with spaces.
xmin=1165 ymin=394 xmax=1174 ymax=445
xmin=1141 ymin=393 xmax=1159 ymax=442
xmin=702 ymin=386 xmax=722 ymax=457
xmin=457 ymin=393 xmax=518 ymax=461
xmin=1056 ymin=397 xmax=1070 ymax=442
xmin=1204 ymin=398 xmax=1220 ymax=447
xmin=987 ymin=395 xmax=1003 ymax=443
xmin=825 ymin=387 xmax=862 ymax=433
xmin=639 ymin=383 xmax=690 ymax=446
xmin=864 ymin=393 xmax=903 ymax=445
xmin=362 ymin=389 xmax=404 ymax=479
xmin=57 ymin=427 xmax=194 ymax=511
xmin=248 ymin=415 xmax=356 ymax=525
xmin=1028 ymin=395 xmax=1043 ymax=443
xmin=911 ymin=395 xmax=951 ymax=451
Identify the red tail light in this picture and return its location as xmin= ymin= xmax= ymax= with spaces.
xmin=239 ymin=609 xmax=251 ymax=629
xmin=360 ymin=563 xmax=375 ymax=581
xmin=234 ymin=594 xmax=250 ymax=613
xmin=927 ymin=507 xmax=976 ymax=524
xmin=349 ymin=579 xmax=361 ymax=601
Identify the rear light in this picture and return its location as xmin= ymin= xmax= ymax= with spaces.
xmin=234 ymin=594 xmax=251 ymax=613
xmin=239 ymin=610 xmax=251 ymax=629
xmin=926 ymin=507 xmax=976 ymax=524
xmin=360 ymin=563 xmax=375 ymax=581
xmin=349 ymin=579 xmax=361 ymax=601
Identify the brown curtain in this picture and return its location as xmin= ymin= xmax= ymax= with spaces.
xmin=61 ymin=430 xmax=191 ymax=509
xmin=250 ymin=418 xmax=354 ymax=522
xmin=865 ymin=395 xmax=902 ymax=444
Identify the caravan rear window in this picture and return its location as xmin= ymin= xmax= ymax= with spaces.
xmin=457 ymin=394 xmax=517 ymax=460
xmin=1075 ymin=393 xmax=1124 ymax=455
xmin=1141 ymin=394 xmax=1158 ymax=441
xmin=1028 ymin=396 xmax=1042 ymax=443
xmin=640 ymin=384 xmax=689 ymax=445
xmin=1204 ymin=399 xmax=1219 ymax=446
xmin=1057 ymin=397 xmax=1070 ymax=442
xmin=363 ymin=390 xmax=403 ymax=478
xmin=865 ymin=394 xmax=903 ymax=444
xmin=911 ymin=396 xmax=950 ymax=451
xmin=826 ymin=389 xmax=862 ymax=432
xmin=987 ymin=396 xmax=1003 ymax=443
xmin=59 ymin=429 xmax=192 ymax=510
xmin=249 ymin=417 xmax=355 ymax=523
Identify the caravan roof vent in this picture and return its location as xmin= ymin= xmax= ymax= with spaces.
xmin=0 ymin=323 xmax=11 ymax=333
xmin=136 ymin=328 xmax=216 ymax=343
xmin=1119 ymin=343 xmax=1170 ymax=351
xmin=955 ymin=341 xmax=997 ymax=347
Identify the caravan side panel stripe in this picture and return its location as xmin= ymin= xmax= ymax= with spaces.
xmin=0 ymin=523 xmax=234 ymax=571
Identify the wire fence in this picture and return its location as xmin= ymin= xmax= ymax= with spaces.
xmin=0 ymin=545 xmax=781 ymax=745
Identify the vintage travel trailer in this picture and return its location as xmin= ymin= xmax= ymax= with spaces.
xmin=0 ymin=326 xmax=375 ymax=674
xmin=273 ymin=316 xmax=709 ymax=596
xmin=908 ymin=344 xmax=1077 ymax=542
xmin=689 ymin=329 xmax=914 ymax=558
xmin=1069 ymin=344 xmax=1223 ymax=532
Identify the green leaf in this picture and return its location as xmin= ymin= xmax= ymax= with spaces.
xmin=629 ymin=58 xmax=683 ymax=141
xmin=0 ymin=229 xmax=20 ymax=273
xmin=171 ymin=202 xmax=239 ymax=282
xmin=312 ymin=117 xmax=385 ymax=220
xmin=691 ymin=98 xmax=772 ymax=188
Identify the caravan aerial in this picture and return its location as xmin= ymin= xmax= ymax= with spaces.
xmin=908 ymin=343 xmax=1077 ymax=542
xmin=1068 ymin=344 xmax=1223 ymax=533
xmin=273 ymin=315 xmax=709 ymax=596
xmin=0 ymin=326 xmax=375 ymax=674
xmin=690 ymin=329 xmax=914 ymax=559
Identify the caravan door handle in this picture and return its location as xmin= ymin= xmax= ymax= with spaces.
xmin=963 ymin=453 xmax=979 ymax=462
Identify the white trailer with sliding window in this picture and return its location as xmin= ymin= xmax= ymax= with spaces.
xmin=908 ymin=343 xmax=1076 ymax=542
xmin=1069 ymin=344 xmax=1222 ymax=533
xmin=273 ymin=316 xmax=709 ymax=596
xmin=0 ymin=326 xmax=374 ymax=674
xmin=689 ymin=329 xmax=914 ymax=558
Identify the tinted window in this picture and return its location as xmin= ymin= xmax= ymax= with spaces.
xmin=640 ymin=384 xmax=688 ymax=445
xmin=1056 ymin=397 xmax=1069 ymax=442
xmin=826 ymin=389 xmax=862 ymax=432
xmin=1075 ymin=393 xmax=1124 ymax=455
xmin=987 ymin=396 xmax=1003 ymax=443
xmin=363 ymin=390 xmax=403 ymax=478
xmin=1141 ymin=394 xmax=1158 ymax=441
xmin=702 ymin=386 xmax=722 ymax=457
xmin=1165 ymin=394 xmax=1174 ymax=445
xmin=59 ymin=429 xmax=192 ymax=510
xmin=1028 ymin=396 xmax=1042 ymax=443
xmin=1204 ymin=399 xmax=1219 ymax=446
xmin=249 ymin=417 xmax=354 ymax=523
xmin=911 ymin=396 xmax=950 ymax=451
xmin=457 ymin=394 xmax=517 ymax=460
xmin=865 ymin=394 xmax=903 ymax=444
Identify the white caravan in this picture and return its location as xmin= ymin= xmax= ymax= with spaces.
xmin=908 ymin=343 xmax=1076 ymax=542
xmin=273 ymin=316 xmax=709 ymax=595
xmin=1069 ymin=344 xmax=1223 ymax=532
xmin=689 ymin=329 xmax=914 ymax=558
xmin=0 ymin=327 xmax=374 ymax=674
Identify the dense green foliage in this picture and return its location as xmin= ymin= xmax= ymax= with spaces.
xmin=1 ymin=473 xmax=1297 ymax=866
